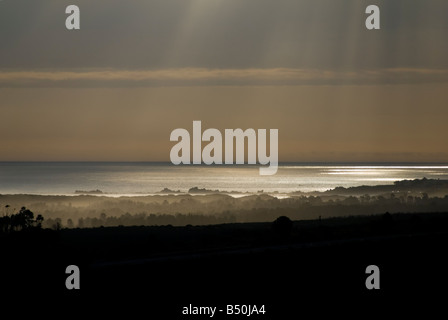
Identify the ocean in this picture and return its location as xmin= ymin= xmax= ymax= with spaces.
xmin=0 ymin=162 xmax=447 ymax=196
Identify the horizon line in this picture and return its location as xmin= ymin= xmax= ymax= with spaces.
xmin=0 ymin=161 xmax=447 ymax=165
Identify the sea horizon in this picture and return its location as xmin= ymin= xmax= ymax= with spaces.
xmin=1 ymin=161 xmax=448 ymax=165
xmin=1 ymin=161 xmax=447 ymax=197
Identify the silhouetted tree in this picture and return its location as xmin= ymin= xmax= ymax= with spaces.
xmin=0 ymin=207 xmax=44 ymax=233
xmin=0 ymin=215 xmax=11 ymax=233
xmin=272 ymin=216 xmax=293 ymax=237
xmin=52 ymin=218 xmax=62 ymax=231
xmin=36 ymin=214 xmax=44 ymax=228
xmin=379 ymin=212 xmax=396 ymax=233
xmin=67 ymin=218 xmax=74 ymax=229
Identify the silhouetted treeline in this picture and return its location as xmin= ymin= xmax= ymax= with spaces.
xmin=0 ymin=206 xmax=43 ymax=233
xmin=2 ymin=178 xmax=448 ymax=229
xmin=34 ymin=193 xmax=448 ymax=228
xmin=44 ymin=212 xmax=237 ymax=229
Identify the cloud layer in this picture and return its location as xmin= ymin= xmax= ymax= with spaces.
xmin=2 ymin=68 xmax=448 ymax=87
xmin=1 ymin=0 xmax=448 ymax=70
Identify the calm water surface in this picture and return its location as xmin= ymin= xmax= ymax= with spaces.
xmin=0 ymin=162 xmax=447 ymax=196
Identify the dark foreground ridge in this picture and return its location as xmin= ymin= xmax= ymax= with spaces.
xmin=2 ymin=212 xmax=448 ymax=316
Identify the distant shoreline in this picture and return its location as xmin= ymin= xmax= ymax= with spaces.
xmin=1 ymin=178 xmax=447 ymax=198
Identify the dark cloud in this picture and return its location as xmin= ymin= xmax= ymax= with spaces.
xmin=1 ymin=0 xmax=448 ymax=70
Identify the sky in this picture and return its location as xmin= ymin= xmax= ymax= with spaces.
xmin=0 ymin=0 xmax=447 ymax=162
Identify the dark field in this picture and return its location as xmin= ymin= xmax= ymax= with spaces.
xmin=2 ymin=212 xmax=448 ymax=316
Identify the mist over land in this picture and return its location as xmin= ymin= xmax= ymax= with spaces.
xmin=2 ymin=178 xmax=447 ymax=229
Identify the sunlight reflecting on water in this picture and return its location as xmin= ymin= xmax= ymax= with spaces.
xmin=0 ymin=163 xmax=447 ymax=195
